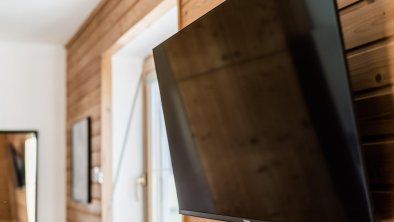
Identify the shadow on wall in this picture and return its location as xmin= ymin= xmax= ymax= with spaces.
xmin=338 ymin=0 xmax=394 ymax=220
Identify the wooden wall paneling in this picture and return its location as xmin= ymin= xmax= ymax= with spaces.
xmin=67 ymin=68 xmax=101 ymax=107
xmin=67 ymin=0 xmax=135 ymax=65
xmin=338 ymin=0 xmax=394 ymax=219
xmin=340 ymin=0 xmax=394 ymax=50
xmin=364 ymin=141 xmax=394 ymax=186
xmin=68 ymin=210 xmax=101 ymax=222
xmin=184 ymin=217 xmax=217 ymax=222
xmin=104 ymin=0 xmax=177 ymax=57
xmin=66 ymin=0 xmax=111 ymax=50
xmin=337 ymin=0 xmax=361 ymax=9
xmin=373 ymin=192 xmax=394 ymax=220
xmin=0 ymin=135 xmax=14 ymax=222
xmin=347 ymin=39 xmax=394 ymax=92
xmin=179 ymin=0 xmax=224 ymax=28
xmin=67 ymin=199 xmax=102 ymax=216
xmin=66 ymin=0 xmax=177 ymax=222
xmin=354 ymin=88 xmax=393 ymax=120
xmin=68 ymin=0 xmax=164 ymax=77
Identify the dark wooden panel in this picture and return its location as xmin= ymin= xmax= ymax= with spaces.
xmin=364 ymin=142 xmax=394 ymax=185
xmin=372 ymin=191 xmax=394 ymax=220
xmin=354 ymin=89 xmax=394 ymax=120
xmin=358 ymin=113 xmax=394 ymax=140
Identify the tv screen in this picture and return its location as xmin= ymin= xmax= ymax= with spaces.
xmin=153 ymin=0 xmax=374 ymax=221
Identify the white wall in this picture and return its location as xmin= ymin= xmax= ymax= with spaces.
xmin=112 ymin=56 xmax=145 ymax=222
xmin=0 ymin=41 xmax=66 ymax=222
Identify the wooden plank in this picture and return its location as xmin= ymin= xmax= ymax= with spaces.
xmin=67 ymin=1 xmax=115 ymax=49
xmin=339 ymin=0 xmax=368 ymax=16
xmin=67 ymin=56 xmax=100 ymax=83
xmin=185 ymin=217 xmax=217 ymax=222
xmin=347 ymin=39 xmax=394 ymax=92
xmin=68 ymin=0 xmax=136 ymax=63
xmin=104 ymin=0 xmax=177 ymax=57
xmin=364 ymin=141 xmax=394 ymax=185
xmin=354 ymin=87 xmax=394 ymax=119
xmin=67 ymin=60 xmax=100 ymax=94
xmin=67 ymin=210 xmax=101 ymax=222
xmin=67 ymin=107 xmax=100 ymax=127
xmin=180 ymin=0 xmax=225 ymax=28
xmin=67 ymin=63 xmax=100 ymax=93
xmin=359 ymin=113 xmax=394 ymax=139
xmin=67 ymin=104 xmax=101 ymax=125
xmin=337 ymin=0 xmax=361 ymax=10
xmin=68 ymin=0 xmax=163 ymax=77
xmin=340 ymin=0 xmax=394 ymax=50
xmin=66 ymin=110 xmax=100 ymax=127
xmin=67 ymin=88 xmax=101 ymax=115
xmin=67 ymin=199 xmax=102 ymax=216
xmin=177 ymin=0 xmax=183 ymax=30
xmin=0 ymin=135 xmax=14 ymax=221
xmin=372 ymin=191 xmax=394 ymax=220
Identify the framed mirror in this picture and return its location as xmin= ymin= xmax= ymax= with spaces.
xmin=0 ymin=131 xmax=37 ymax=222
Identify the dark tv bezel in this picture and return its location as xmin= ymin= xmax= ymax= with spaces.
xmin=153 ymin=0 xmax=374 ymax=221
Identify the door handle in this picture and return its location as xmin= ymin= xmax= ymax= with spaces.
xmin=135 ymin=173 xmax=147 ymax=201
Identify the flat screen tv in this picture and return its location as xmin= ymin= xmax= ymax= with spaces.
xmin=153 ymin=0 xmax=374 ymax=221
